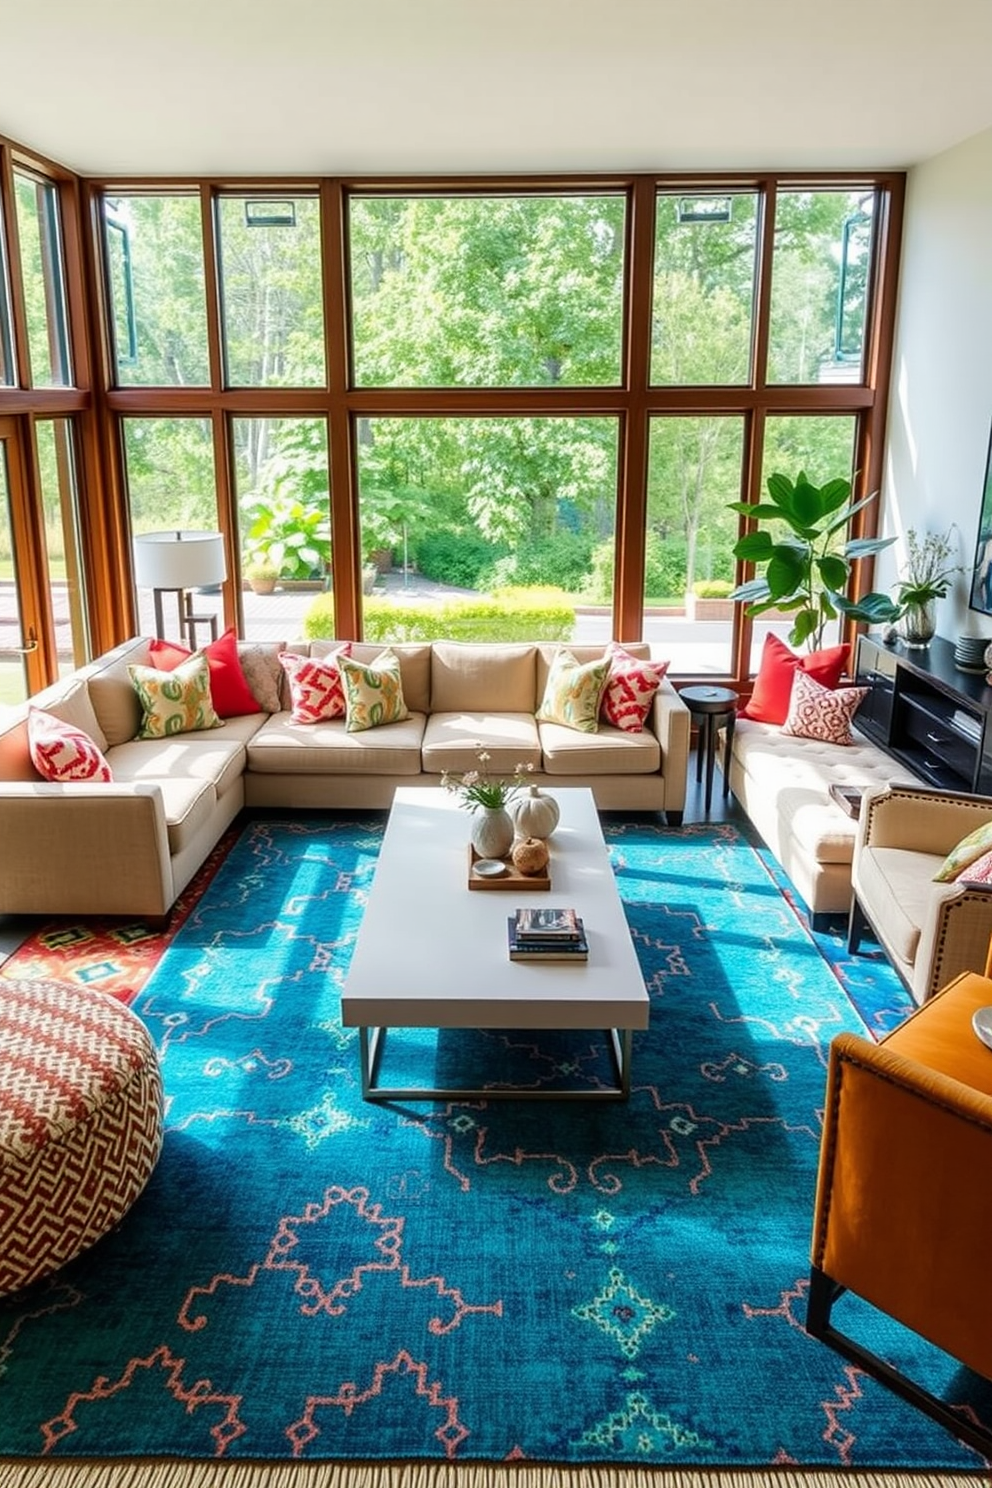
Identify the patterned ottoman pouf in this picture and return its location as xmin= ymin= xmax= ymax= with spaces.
xmin=0 ymin=977 xmax=163 ymax=1296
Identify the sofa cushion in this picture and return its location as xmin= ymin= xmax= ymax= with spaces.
xmin=934 ymin=819 xmax=992 ymax=882
xmin=600 ymin=642 xmax=667 ymax=732
xmin=855 ymin=846 xmax=946 ymax=967
xmin=82 ymin=639 xmax=154 ymax=747
xmin=538 ymin=719 xmax=661 ymax=775
xmin=237 ymin=641 xmax=287 ymax=713
xmin=280 ymin=645 xmax=351 ymax=723
xmin=536 ymin=649 xmax=611 ymax=733
xmin=421 ymin=713 xmax=543 ymax=776
xmin=339 ymin=650 xmax=409 ymax=733
xmin=316 ymin=641 xmax=432 ymax=716
xmin=107 ymin=735 xmax=248 ymax=801
xmin=781 ymin=670 xmax=868 ymax=746
xmin=741 ymin=634 xmax=850 ymax=725
xmin=129 ymin=654 xmax=222 ymax=740
xmin=246 ymin=711 xmax=426 ymax=776
xmin=731 ymin=719 xmax=905 ymax=865
xmin=430 ymin=643 xmax=536 ymax=715
xmin=148 ymin=628 xmax=260 ymax=718
xmin=27 ymin=708 xmax=113 ymax=783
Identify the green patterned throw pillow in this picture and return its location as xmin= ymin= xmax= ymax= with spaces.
xmin=536 ymin=649 xmax=611 ymax=733
xmin=128 ymin=652 xmax=222 ymax=740
xmin=933 ymin=819 xmax=992 ymax=882
xmin=338 ymin=649 xmax=409 ymax=733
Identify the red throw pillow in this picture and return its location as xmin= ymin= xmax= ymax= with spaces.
xmin=599 ymin=642 xmax=669 ymax=733
xmin=741 ymin=633 xmax=850 ymax=725
xmin=28 ymin=707 xmax=113 ymax=782
xmin=278 ymin=645 xmax=353 ymax=723
xmin=149 ymin=627 xmax=259 ymax=719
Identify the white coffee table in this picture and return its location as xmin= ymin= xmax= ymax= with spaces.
xmin=341 ymin=786 xmax=649 ymax=1101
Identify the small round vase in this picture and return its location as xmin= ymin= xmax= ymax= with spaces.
xmin=470 ymin=805 xmax=514 ymax=860
xmin=899 ymin=599 xmax=937 ymax=648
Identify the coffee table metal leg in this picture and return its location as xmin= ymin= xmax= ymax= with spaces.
xmin=357 ymin=1026 xmax=634 ymax=1102
xmin=359 ymin=1026 xmax=385 ymax=1098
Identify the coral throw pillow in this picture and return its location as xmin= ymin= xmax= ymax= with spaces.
xmin=128 ymin=653 xmax=222 ymax=740
xmin=958 ymin=848 xmax=992 ymax=885
xmin=537 ymin=649 xmax=611 ymax=733
xmin=149 ymin=627 xmax=260 ymax=719
xmin=933 ymin=820 xmax=992 ymax=882
xmin=780 ymin=669 xmax=868 ymax=745
xmin=741 ymin=633 xmax=850 ymax=725
xmin=338 ymin=650 xmax=409 ymax=733
xmin=27 ymin=707 xmax=113 ymax=782
xmin=278 ymin=645 xmax=353 ymax=724
xmin=600 ymin=642 xmax=669 ymax=733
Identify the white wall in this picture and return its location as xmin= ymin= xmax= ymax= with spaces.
xmin=878 ymin=125 xmax=992 ymax=640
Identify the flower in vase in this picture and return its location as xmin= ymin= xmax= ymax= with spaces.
xmin=440 ymin=747 xmax=534 ymax=810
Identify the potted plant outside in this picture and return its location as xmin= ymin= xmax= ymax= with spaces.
xmin=728 ymin=470 xmax=901 ymax=651
xmin=245 ymin=559 xmax=279 ymax=595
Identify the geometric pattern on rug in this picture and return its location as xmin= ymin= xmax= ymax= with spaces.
xmin=0 ymin=827 xmax=240 ymax=1003
xmin=0 ymin=813 xmax=988 ymax=1471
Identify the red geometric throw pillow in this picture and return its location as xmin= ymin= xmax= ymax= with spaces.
xmin=741 ymin=633 xmax=850 ymax=725
xmin=27 ymin=707 xmax=113 ymax=782
xmin=780 ymin=669 xmax=868 ymax=746
xmin=149 ymin=627 xmax=259 ymax=719
xmin=600 ymin=642 xmax=669 ymax=733
xmin=278 ymin=645 xmax=353 ymax=724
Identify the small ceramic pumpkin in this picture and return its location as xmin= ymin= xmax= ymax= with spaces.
xmin=511 ymin=836 xmax=550 ymax=877
xmin=511 ymin=785 xmax=560 ymax=840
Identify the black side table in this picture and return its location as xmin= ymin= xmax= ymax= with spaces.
xmin=679 ymin=685 xmax=739 ymax=814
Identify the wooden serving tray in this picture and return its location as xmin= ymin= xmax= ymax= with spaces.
xmin=467 ymin=845 xmax=551 ymax=891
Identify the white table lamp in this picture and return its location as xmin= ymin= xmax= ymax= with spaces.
xmin=133 ymin=530 xmax=227 ymax=646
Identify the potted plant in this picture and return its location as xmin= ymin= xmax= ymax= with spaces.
xmin=245 ymin=558 xmax=279 ymax=595
xmin=729 ymin=470 xmax=901 ymax=651
xmin=890 ymin=526 xmax=962 ymax=647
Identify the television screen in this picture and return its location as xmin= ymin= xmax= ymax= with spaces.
xmin=969 ymin=421 xmax=992 ymax=618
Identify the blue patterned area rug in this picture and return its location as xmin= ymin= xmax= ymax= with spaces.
xmin=1 ymin=814 xmax=989 ymax=1472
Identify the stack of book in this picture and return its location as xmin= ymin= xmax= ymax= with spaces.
xmin=506 ymin=906 xmax=588 ymax=962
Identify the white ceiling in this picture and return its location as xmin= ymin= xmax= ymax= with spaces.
xmin=1 ymin=0 xmax=991 ymax=178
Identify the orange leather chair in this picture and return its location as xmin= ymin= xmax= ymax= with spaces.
xmin=807 ymin=968 xmax=992 ymax=1455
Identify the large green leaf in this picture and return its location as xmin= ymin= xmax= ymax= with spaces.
xmin=729 ymin=576 xmax=771 ymax=604
xmin=833 ymin=590 xmax=903 ymax=623
xmin=732 ymin=531 xmax=775 ymax=560
xmin=843 ymin=535 xmax=898 ymax=560
xmin=791 ymin=476 xmax=827 ymax=527
xmin=766 ymin=473 xmax=796 ymax=512
xmin=819 ymin=477 xmax=853 ymax=514
xmin=727 ymin=501 xmax=787 ymax=521
xmin=791 ymin=608 xmax=820 ymax=646
xmin=815 ymin=553 xmax=850 ymax=590
xmin=766 ymin=546 xmax=806 ymax=598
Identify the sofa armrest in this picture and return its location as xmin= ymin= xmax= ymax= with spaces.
xmin=649 ymin=679 xmax=691 ymax=812
xmin=910 ymin=881 xmax=992 ymax=1001
xmin=0 ymin=782 xmax=174 ymax=918
xmin=857 ymin=783 xmax=992 ymax=855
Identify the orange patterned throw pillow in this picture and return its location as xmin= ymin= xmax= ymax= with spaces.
xmin=780 ymin=669 xmax=868 ymax=746
xmin=599 ymin=642 xmax=669 ymax=732
xmin=278 ymin=645 xmax=352 ymax=724
xmin=27 ymin=707 xmax=113 ymax=782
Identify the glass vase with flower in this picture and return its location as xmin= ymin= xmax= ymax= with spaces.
xmin=893 ymin=527 xmax=963 ymax=648
xmin=441 ymin=748 xmax=534 ymax=859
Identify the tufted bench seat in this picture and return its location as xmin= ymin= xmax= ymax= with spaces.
xmin=727 ymin=718 xmax=916 ymax=926
xmin=0 ymin=977 xmax=163 ymax=1296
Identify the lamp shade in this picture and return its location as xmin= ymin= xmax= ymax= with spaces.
xmin=133 ymin=531 xmax=227 ymax=590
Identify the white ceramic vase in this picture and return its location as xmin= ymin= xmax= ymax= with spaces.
xmin=470 ymin=805 xmax=514 ymax=859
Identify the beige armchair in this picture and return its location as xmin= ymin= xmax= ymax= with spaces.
xmin=848 ymin=783 xmax=992 ymax=1003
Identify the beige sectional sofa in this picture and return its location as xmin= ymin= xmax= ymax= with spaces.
xmin=0 ymin=637 xmax=690 ymax=922
xmin=727 ymin=718 xmax=917 ymax=928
